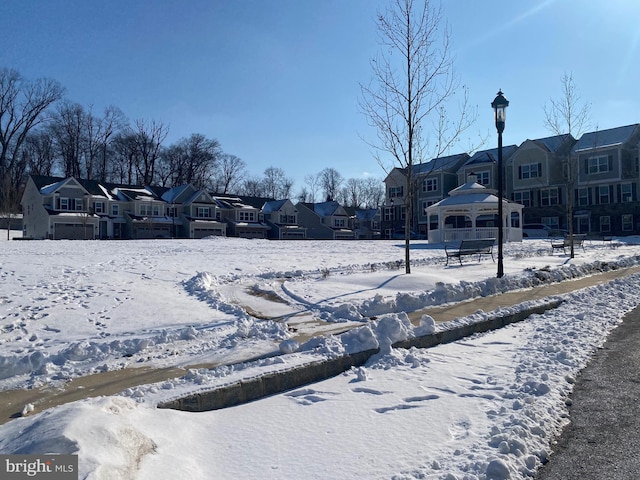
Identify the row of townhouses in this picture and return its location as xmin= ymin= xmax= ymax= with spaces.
xmin=383 ymin=123 xmax=640 ymax=238
xmin=20 ymin=175 xmax=380 ymax=241
xmin=18 ymin=123 xmax=640 ymax=242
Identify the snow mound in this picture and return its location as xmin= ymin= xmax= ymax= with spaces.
xmin=0 ymin=397 xmax=156 ymax=480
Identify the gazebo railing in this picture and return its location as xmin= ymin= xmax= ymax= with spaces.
xmin=440 ymin=227 xmax=499 ymax=243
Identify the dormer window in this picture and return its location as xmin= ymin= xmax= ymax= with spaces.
xmin=197 ymin=207 xmax=211 ymax=218
xmin=57 ymin=197 xmax=84 ymax=211
xmin=239 ymin=210 xmax=255 ymax=222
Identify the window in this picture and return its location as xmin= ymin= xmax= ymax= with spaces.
xmin=384 ymin=207 xmax=393 ymax=221
xmin=519 ymin=163 xmax=541 ymax=179
xmin=621 ymin=184 xmax=634 ymax=202
xmin=586 ymin=155 xmax=611 ymax=174
xmin=598 ymin=185 xmax=610 ymax=204
xmin=239 ymin=210 xmax=255 ymax=222
xmin=334 ymin=218 xmax=346 ymax=228
xmin=140 ymin=204 xmax=158 ymax=216
xmin=513 ymin=191 xmax=531 ymax=207
xmin=577 ymin=188 xmax=589 ymax=206
xmin=476 ymin=171 xmax=490 ymax=186
xmin=279 ymin=214 xmax=296 ymax=224
xmin=600 ymin=216 xmax=611 ymax=233
xmin=59 ymin=197 xmax=84 ymax=211
xmin=112 ymin=204 xmax=119 ymax=216
xmin=389 ymin=186 xmax=404 ymax=198
xmin=197 ymin=207 xmax=211 ymax=218
xmin=541 ymin=188 xmax=559 ymax=206
xmin=167 ymin=207 xmax=178 ymax=218
xmin=93 ymin=202 xmax=105 ymax=214
xmin=422 ymin=178 xmax=438 ymax=192
xmin=622 ymin=214 xmax=633 ymax=231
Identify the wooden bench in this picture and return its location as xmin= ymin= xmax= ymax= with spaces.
xmin=551 ymin=234 xmax=586 ymax=254
xmin=445 ymin=238 xmax=496 ymax=266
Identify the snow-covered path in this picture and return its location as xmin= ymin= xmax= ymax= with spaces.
xmin=2 ymin=236 xmax=640 ymax=479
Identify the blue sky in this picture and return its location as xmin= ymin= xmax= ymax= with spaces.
xmin=2 ymin=0 xmax=639 ymax=189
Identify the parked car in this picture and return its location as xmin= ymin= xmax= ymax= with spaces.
xmin=522 ymin=224 xmax=566 ymax=238
xmin=391 ymin=229 xmax=426 ymax=240
xmin=522 ymin=224 xmax=551 ymax=238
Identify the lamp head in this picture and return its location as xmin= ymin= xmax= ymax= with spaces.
xmin=491 ymin=90 xmax=509 ymax=134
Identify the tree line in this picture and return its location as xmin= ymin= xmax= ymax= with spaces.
xmin=0 ymin=67 xmax=384 ymax=219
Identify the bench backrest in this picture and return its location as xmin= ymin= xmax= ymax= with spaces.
xmin=564 ymin=234 xmax=586 ymax=245
xmin=459 ymin=238 xmax=496 ymax=251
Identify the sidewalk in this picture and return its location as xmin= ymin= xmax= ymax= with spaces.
xmin=1 ymin=265 xmax=638 ymax=426
xmin=535 ymin=302 xmax=640 ymax=479
xmin=411 ymin=265 xmax=640 ymax=323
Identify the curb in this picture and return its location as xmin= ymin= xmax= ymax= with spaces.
xmin=158 ymin=298 xmax=563 ymax=412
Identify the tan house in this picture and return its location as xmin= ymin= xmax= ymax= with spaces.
xmin=261 ymin=199 xmax=306 ymax=240
xmin=507 ymin=134 xmax=575 ymax=231
xmin=21 ymin=176 xmax=99 ymax=240
xmin=214 ymin=195 xmax=270 ymax=239
xmin=296 ymin=201 xmax=355 ymax=240
xmin=161 ymin=185 xmax=226 ymax=239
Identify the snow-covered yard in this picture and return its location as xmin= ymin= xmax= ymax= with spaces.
xmin=1 ymin=235 xmax=640 ymax=479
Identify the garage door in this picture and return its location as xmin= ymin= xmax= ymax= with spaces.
xmin=193 ymin=228 xmax=224 ymax=239
xmin=54 ymin=223 xmax=93 ymax=240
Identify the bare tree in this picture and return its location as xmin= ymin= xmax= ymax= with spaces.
xmin=212 ymin=153 xmax=246 ymax=194
xmin=130 ymin=119 xmax=169 ymax=185
xmin=0 ymin=68 xmax=64 ymax=191
xmin=50 ymin=101 xmax=85 ymax=178
xmin=0 ymin=174 xmax=20 ymax=240
xmin=341 ymin=178 xmax=365 ymax=207
xmin=320 ymin=167 xmax=343 ymax=201
xmin=110 ymin=132 xmax=138 ymax=185
xmin=90 ymin=106 xmax=127 ymax=182
xmin=360 ymin=0 xmax=475 ymax=273
xmin=22 ymin=129 xmax=57 ymax=176
xmin=544 ymin=72 xmax=591 ymax=258
xmin=303 ymin=173 xmax=321 ymax=203
xmin=241 ymin=175 xmax=265 ymax=197
xmin=262 ymin=166 xmax=293 ymax=199
xmin=158 ymin=134 xmax=220 ymax=188
xmin=362 ymin=176 xmax=385 ymax=208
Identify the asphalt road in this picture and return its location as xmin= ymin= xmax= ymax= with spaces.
xmin=535 ymin=303 xmax=640 ymax=479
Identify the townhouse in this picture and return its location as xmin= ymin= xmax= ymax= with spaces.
xmin=20 ymin=175 xmax=372 ymax=241
xmin=383 ymin=123 xmax=640 ymax=239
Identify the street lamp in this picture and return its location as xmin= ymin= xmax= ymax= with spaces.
xmin=491 ymin=89 xmax=509 ymax=278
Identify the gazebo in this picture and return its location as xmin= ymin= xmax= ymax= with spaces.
xmin=426 ymin=177 xmax=523 ymax=243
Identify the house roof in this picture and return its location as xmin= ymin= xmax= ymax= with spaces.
xmin=29 ymin=175 xmax=144 ymax=201
xmin=572 ymin=124 xmax=640 ymax=153
xmin=117 ymin=187 xmax=158 ymax=202
xmin=413 ymin=153 xmax=470 ymax=174
xmin=463 ymin=145 xmax=518 ymax=166
xmin=161 ymin=184 xmax=192 ymax=203
xmin=355 ymin=208 xmax=379 ymax=221
xmin=313 ymin=201 xmax=341 ymax=216
xmin=262 ymin=199 xmax=288 ymax=213
xmin=532 ymin=134 xmax=573 ymax=153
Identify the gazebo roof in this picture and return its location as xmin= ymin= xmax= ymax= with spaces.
xmin=449 ymin=181 xmax=496 ymax=196
xmin=426 ymin=180 xmax=521 ymax=213
xmin=433 ymin=192 xmax=499 ymax=208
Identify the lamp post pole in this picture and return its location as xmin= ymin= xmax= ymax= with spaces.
xmin=491 ymin=90 xmax=509 ymax=278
